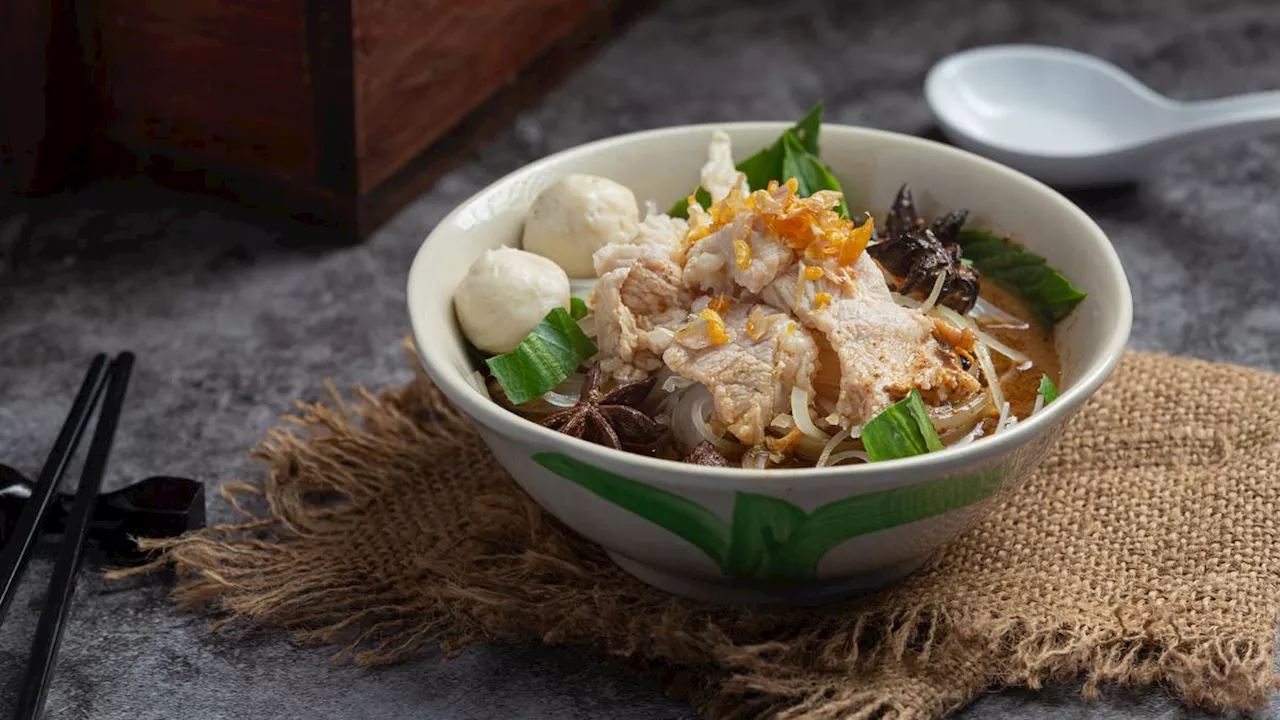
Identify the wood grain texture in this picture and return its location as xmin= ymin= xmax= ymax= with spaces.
xmin=306 ymin=0 xmax=357 ymax=197
xmin=352 ymin=0 xmax=597 ymax=192
xmin=0 ymin=0 xmax=89 ymax=193
xmin=355 ymin=0 xmax=652 ymax=237
xmin=85 ymin=0 xmax=318 ymax=187
xmin=8 ymin=0 xmax=642 ymax=237
xmin=0 ymin=0 xmax=49 ymax=192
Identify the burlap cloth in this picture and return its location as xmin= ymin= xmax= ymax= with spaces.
xmin=116 ymin=350 xmax=1280 ymax=719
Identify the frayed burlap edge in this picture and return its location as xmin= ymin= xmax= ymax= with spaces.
xmin=109 ymin=347 xmax=1280 ymax=719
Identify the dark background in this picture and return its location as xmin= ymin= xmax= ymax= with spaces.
xmin=2 ymin=0 xmax=1279 ymax=717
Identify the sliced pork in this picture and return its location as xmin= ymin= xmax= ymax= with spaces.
xmin=663 ymin=299 xmax=819 ymax=445
xmin=762 ymin=253 xmax=980 ymax=425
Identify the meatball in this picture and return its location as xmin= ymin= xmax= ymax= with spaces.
xmin=454 ymin=248 xmax=571 ymax=354
xmin=522 ymin=174 xmax=639 ymax=277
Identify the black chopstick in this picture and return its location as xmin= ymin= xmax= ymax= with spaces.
xmin=14 ymin=352 xmax=134 ymax=720
xmin=0 ymin=354 xmax=111 ymax=623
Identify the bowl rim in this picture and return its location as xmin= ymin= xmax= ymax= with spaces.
xmin=407 ymin=121 xmax=1133 ymax=491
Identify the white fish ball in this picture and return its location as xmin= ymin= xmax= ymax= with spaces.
xmin=522 ymin=174 xmax=639 ymax=277
xmin=454 ymin=247 xmax=570 ymax=354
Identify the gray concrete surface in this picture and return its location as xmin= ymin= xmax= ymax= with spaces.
xmin=2 ymin=0 xmax=1279 ymax=717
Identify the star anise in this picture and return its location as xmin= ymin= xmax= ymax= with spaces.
xmin=683 ymin=441 xmax=730 ymax=467
xmin=869 ymin=183 xmax=981 ymax=314
xmin=541 ymin=366 xmax=664 ymax=450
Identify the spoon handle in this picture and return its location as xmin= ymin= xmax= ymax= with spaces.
xmin=1176 ymin=91 xmax=1280 ymax=140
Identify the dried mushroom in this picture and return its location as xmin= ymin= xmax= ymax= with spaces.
xmin=868 ymin=184 xmax=981 ymax=314
xmin=683 ymin=441 xmax=731 ymax=467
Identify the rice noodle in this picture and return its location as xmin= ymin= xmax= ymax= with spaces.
xmin=949 ymin=422 xmax=986 ymax=447
xmin=970 ymin=297 xmax=1030 ymax=330
xmin=826 ymin=450 xmax=870 ymax=466
xmin=766 ymin=413 xmax=830 ymax=460
xmin=973 ymin=327 xmax=1031 ymax=365
xmin=577 ymin=314 xmax=597 ymax=338
xmin=649 ymin=386 xmax=685 ymax=418
xmin=994 ymin=401 xmax=1011 ymax=434
xmin=692 ymin=397 xmax=731 ymax=450
xmin=542 ymin=373 xmax=586 ymax=407
xmin=973 ymin=342 xmax=1005 ymax=412
xmin=661 ymin=373 xmax=694 ymax=394
xmin=542 ymin=391 xmax=581 ymax=408
xmin=998 ymin=363 xmax=1033 ymax=392
xmin=890 ymin=292 xmax=921 ymax=309
xmin=670 ymin=384 xmax=739 ymax=454
xmin=742 ymin=448 xmax=769 ymax=469
xmin=928 ymin=304 xmax=967 ymax=331
xmin=1032 ymin=390 xmax=1046 ymax=415
xmin=931 ymin=391 xmax=990 ymax=432
xmin=816 ymin=427 xmax=852 ymax=467
xmin=790 ymin=386 xmax=830 ymax=440
xmin=918 ymin=270 xmax=948 ymax=314
xmin=792 ymin=435 xmax=829 ymax=460
xmin=930 ymin=305 xmax=1032 ymax=365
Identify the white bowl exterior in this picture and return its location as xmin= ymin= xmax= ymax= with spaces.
xmin=476 ymin=415 xmax=1066 ymax=588
xmin=408 ymin=123 xmax=1131 ymax=599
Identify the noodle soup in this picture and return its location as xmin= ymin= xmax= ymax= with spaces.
xmin=452 ymin=106 xmax=1083 ymax=471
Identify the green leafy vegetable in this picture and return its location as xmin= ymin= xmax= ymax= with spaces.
xmin=485 ymin=308 xmax=597 ymax=405
xmin=956 ymin=228 xmax=1087 ymax=330
xmin=1038 ymin=375 xmax=1059 ymax=405
xmin=569 ymin=296 xmax=589 ymax=321
xmin=667 ymin=188 xmax=712 ymax=221
xmin=668 ymin=103 xmax=845 ymax=217
xmin=791 ymin=102 xmax=822 ymax=155
xmin=781 ymin=132 xmax=846 ymax=215
xmin=733 ymin=103 xmax=824 ymax=194
xmin=860 ymin=390 xmax=944 ymax=462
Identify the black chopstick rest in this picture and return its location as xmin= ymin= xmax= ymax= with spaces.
xmin=86 ymin=475 xmax=206 ymax=564
xmin=16 ymin=352 xmax=135 ymax=720
xmin=0 ymin=470 xmax=206 ymax=563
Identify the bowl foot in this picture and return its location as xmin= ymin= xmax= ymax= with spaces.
xmin=607 ymin=552 xmax=930 ymax=606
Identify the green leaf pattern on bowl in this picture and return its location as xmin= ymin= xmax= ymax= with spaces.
xmin=533 ymin=452 xmax=1006 ymax=580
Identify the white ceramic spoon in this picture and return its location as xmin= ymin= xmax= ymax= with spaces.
xmin=924 ymin=44 xmax=1280 ymax=187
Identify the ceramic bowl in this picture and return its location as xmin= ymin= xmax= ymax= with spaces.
xmin=407 ymin=123 xmax=1132 ymax=604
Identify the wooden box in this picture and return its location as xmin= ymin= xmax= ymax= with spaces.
xmin=1 ymin=0 xmax=645 ymax=240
